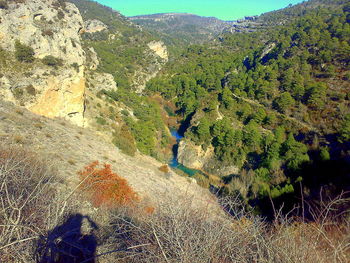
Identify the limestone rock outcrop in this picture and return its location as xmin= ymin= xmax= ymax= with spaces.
xmin=0 ymin=0 xmax=86 ymax=66
xmin=177 ymin=140 xmax=239 ymax=176
xmin=28 ymin=68 xmax=86 ymax=126
xmin=0 ymin=0 xmax=88 ymax=126
xmin=177 ymin=140 xmax=214 ymax=170
xmin=84 ymin=19 xmax=108 ymax=33
xmin=87 ymin=72 xmax=117 ymax=92
xmin=86 ymin=47 xmax=100 ymax=70
xmin=147 ymin=41 xmax=168 ymax=61
xmin=132 ymin=41 xmax=168 ymax=92
xmin=0 ymin=66 xmax=86 ymax=126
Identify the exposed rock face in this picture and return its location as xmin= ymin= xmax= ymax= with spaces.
xmin=0 ymin=66 xmax=86 ymax=126
xmin=86 ymin=47 xmax=99 ymax=70
xmin=147 ymin=41 xmax=168 ymax=61
xmin=0 ymin=0 xmax=86 ymax=66
xmin=87 ymin=72 xmax=117 ymax=92
xmin=260 ymin=42 xmax=277 ymax=60
xmin=0 ymin=0 xmax=87 ymax=126
xmin=84 ymin=19 xmax=108 ymax=33
xmin=132 ymin=41 xmax=168 ymax=92
xmin=177 ymin=140 xmax=239 ymax=176
xmin=29 ymin=68 xmax=86 ymax=126
xmin=133 ymin=64 xmax=164 ymax=93
xmin=177 ymin=140 xmax=214 ymax=170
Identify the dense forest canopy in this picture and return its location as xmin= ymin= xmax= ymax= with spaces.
xmin=145 ymin=0 xmax=350 ymax=214
xmin=70 ymin=0 xmax=350 ymax=216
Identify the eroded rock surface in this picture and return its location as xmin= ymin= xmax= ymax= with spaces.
xmin=147 ymin=41 xmax=168 ymax=61
xmin=0 ymin=0 xmax=87 ymax=126
xmin=0 ymin=0 xmax=86 ymax=65
xmin=84 ymin=19 xmax=108 ymax=33
xmin=177 ymin=140 xmax=239 ymax=176
xmin=177 ymin=140 xmax=214 ymax=170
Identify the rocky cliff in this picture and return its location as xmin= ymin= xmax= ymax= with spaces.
xmin=147 ymin=41 xmax=168 ymax=61
xmin=84 ymin=19 xmax=108 ymax=33
xmin=177 ymin=140 xmax=214 ymax=170
xmin=0 ymin=0 xmax=87 ymax=126
xmin=177 ymin=140 xmax=239 ymax=177
xmin=0 ymin=0 xmax=85 ymax=65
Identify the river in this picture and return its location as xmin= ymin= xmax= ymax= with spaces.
xmin=169 ymin=129 xmax=205 ymax=177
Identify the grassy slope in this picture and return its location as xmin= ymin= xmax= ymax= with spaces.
xmin=0 ymin=99 xmax=215 ymax=209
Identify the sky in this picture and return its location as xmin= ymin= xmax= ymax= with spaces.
xmin=95 ymin=0 xmax=305 ymax=21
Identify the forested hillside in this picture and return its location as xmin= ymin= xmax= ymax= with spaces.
xmin=130 ymin=13 xmax=230 ymax=44
xmin=68 ymin=0 xmax=173 ymax=160
xmin=1 ymin=0 xmax=350 ymax=261
xmin=70 ymin=0 xmax=162 ymax=89
xmin=69 ymin=0 xmax=350 ymax=216
xmin=146 ymin=0 xmax=350 ymax=215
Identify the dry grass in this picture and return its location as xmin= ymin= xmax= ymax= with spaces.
xmin=94 ymin=195 xmax=350 ymax=263
xmin=0 ymin=101 xmax=348 ymax=262
xmin=0 ymin=144 xmax=70 ymax=262
xmin=0 ymin=142 xmax=348 ymax=262
xmin=13 ymin=134 xmax=25 ymax=144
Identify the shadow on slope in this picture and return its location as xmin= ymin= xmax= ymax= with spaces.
xmin=36 ymin=214 xmax=98 ymax=263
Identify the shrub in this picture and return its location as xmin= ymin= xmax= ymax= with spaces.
xmin=0 ymin=145 xmax=62 ymax=262
xmin=41 ymin=30 xmax=54 ymax=37
xmin=78 ymin=161 xmax=139 ymax=208
xmin=121 ymin=109 xmax=129 ymax=116
xmin=12 ymin=87 xmax=24 ymax=99
xmin=52 ymin=0 xmax=67 ymax=10
xmin=158 ymin=164 xmax=169 ymax=173
xmin=71 ymin=62 xmax=79 ymax=72
xmin=102 ymin=195 xmax=350 ymax=263
xmin=96 ymin=116 xmax=106 ymax=125
xmin=57 ymin=10 xmax=65 ymax=19
xmin=42 ymin=55 xmax=63 ymax=67
xmin=25 ymin=85 xmax=36 ymax=96
xmin=113 ymin=124 xmax=137 ymax=156
xmin=13 ymin=134 xmax=24 ymax=144
xmin=14 ymin=40 xmax=35 ymax=63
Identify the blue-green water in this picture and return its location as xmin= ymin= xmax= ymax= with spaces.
xmin=169 ymin=129 xmax=205 ymax=177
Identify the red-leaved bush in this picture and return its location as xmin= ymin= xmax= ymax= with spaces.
xmin=78 ymin=161 xmax=139 ymax=208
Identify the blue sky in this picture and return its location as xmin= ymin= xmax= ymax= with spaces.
xmin=95 ymin=0 xmax=305 ymax=20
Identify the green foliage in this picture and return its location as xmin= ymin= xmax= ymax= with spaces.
xmin=273 ymin=92 xmax=295 ymax=113
xmin=96 ymin=117 xmax=107 ymax=126
xmin=305 ymin=82 xmax=327 ymax=109
xmin=126 ymin=118 xmax=155 ymax=156
xmin=12 ymin=88 xmax=24 ymax=99
xmin=243 ymin=120 xmax=262 ymax=151
xmin=192 ymin=117 xmax=212 ymax=146
xmin=103 ymin=89 xmax=169 ymax=158
xmin=42 ymin=55 xmax=63 ymax=67
xmin=339 ymin=114 xmax=350 ymax=143
xmin=281 ymin=134 xmax=309 ymax=170
xmin=14 ymin=40 xmax=34 ymax=63
xmin=113 ymin=124 xmax=137 ymax=156
xmin=320 ymin=147 xmax=331 ymax=161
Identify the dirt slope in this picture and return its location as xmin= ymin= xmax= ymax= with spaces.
xmin=0 ymin=100 xmax=217 ymax=210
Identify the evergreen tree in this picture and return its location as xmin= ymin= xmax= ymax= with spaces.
xmin=273 ymin=92 xmax=295 ymax=113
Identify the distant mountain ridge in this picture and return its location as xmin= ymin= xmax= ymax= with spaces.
xmin=129 ymin=12 xmax=264 ymax=44
xmin=129 ymin=12 xmax=234 ymax=44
